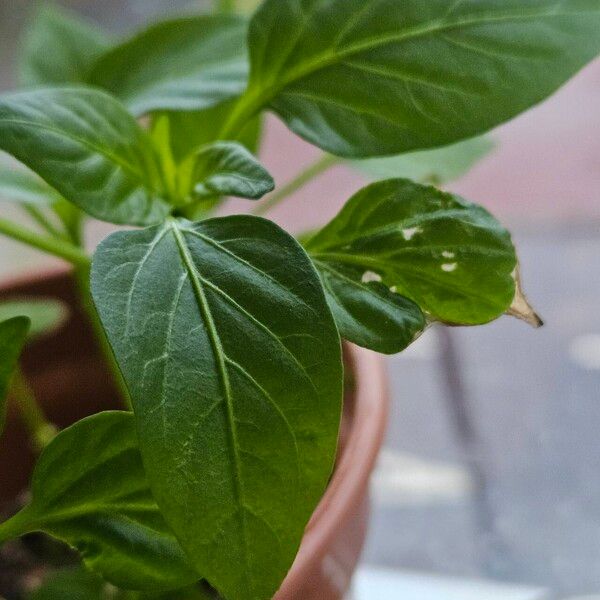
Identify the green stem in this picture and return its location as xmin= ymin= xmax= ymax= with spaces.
xmin=22 ymin=205 xmax=65 ymax=239
xmin=0 ymin=217 xmax=89 ymax=268
xmin=11 ymin=367 xmax=57 ymax=452
xmin=74 ymin=266 xmax=133 ymax=411
xmin=253 ymin=154 xmax=341 ymax=216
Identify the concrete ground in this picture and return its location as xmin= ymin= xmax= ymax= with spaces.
xmin=1 ymin=2 xmax=600 ymax=599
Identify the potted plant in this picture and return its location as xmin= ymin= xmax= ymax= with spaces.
xmin=0 ymin=0 xmax=598 ymax=598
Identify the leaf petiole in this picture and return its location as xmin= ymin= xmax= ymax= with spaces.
xmin=252 ymin=154 xmax=340 ymax=216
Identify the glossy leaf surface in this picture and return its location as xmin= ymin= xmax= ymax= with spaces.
xmin=188 ymin=142 xmax=274 ymax=201
xmin=307 ymin=179 xmax=517 ymax=325
xmin=0 ymin=88 xmax=169 ymax=226
xmin=20 ymin=4 xmax=110 ymax=86
xmin=0 ymin=412 xmax=197 ymax=591
xmin=243 ymin=0 xmax=600 ymax=157
xmin=313 ymin=261 xmax=425 ymax=354
xmin=87 ymin=16 xmax=249 ymax=116
xmin=92 ymin=216 xmax=342 ymax=600
xmin=0 ymin=317 xmax=30 ymax=435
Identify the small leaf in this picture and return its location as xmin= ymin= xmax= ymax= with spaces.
xmin=0 ymin=299 xmax=68 ymax=340
xmin=0 ymin=316 xmax=30 ymax=436
xmin=313 ymin=260 xmax=426 ymax=354
xmin=19 ymin=4 xmax=111 ymax=86
xmin=0 ymin=88 xmax=170 ymax=226
xmin=306 ymin=178 xmax=518 ymax=325
xmin=352 ymin=136 xmax=495 ymax=185
xmin=92 ymin=216 xmax=342 ymax=600
xmin=87 ymin=16 xmax=249 ymax=116
xmin=0 ymin=412 xmax=198 ymax=591
xmin=242 ymin=0 xmax=600 ymax=157
xmin=186 ymin=142 xmax=274 ymax=202
xmin=0 ymin=164 xmax=63 ymax=206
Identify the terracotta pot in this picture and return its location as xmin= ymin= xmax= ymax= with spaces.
xmin=0 ymin=269 xmax=389 ymax=599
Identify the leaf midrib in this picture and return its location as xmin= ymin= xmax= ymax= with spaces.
xmin=169 ymin=220 xmax=252 ymax=590
xmin=249 ymin=5 xmax=598 ymax=110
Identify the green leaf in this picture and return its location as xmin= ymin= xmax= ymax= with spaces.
xmin=314 ymin=261 xmax=425 ymax=354
xmin=306 ymin=178 xmax=517 ymax=325
xmin=91 ymin=216 xmax=342 ymax=600
xmin=0 ymin=316 xmax=30 ymax=436
xmin=0 ymin=412 xmax=198 ymax=591
xmin=240 ymin=0 xmax=600 ymax=157
xmin=0 ymin=163 xmax=63 ymax=205
xmin=185 ymin=142 xmax=274 ymax=202
xmin=20 ymin=4 xmax=111 ymax=86
xmin=352 ymin=136 xmax=495 ymax=185
xmin=0 ymin=88 xmax=170 ymax=226
xmin=87 ymin=16 xmax=249 ymax=116
xmin=165 ymin=99 xmax=263 ymax=163
xmin=28 ymin=567 xmax=108 ymax=600
xmin=0 ymin=299 xmax=68 ymax=340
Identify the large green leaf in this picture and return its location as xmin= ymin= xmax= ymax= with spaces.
xmin=91 ymin=216 xmax=342 ymax=600
xmin=238 ymin=0 xmax=600 ymax=157
xmin=87 ymin=16 xmax=249 ymax=116
xmin=186 ymin=142 xmax=274 ymax=201
xmin=0 ymin=164 xmax=63 ymax=206
xmin=0 ymin=88 xmax=169 ymax=226
xmin=314 ymin=261 xmax=426 ymax=354
xmin=306 ymin=178 xmax=517 ymax=325
xmin=0 ymin=412 xmax=198 ymax=591
xmin=0 ymin=316 xmax=30 ymax=436
xmin=19 ymin=4 xmax=111 ymax=86
xmin=352 ymin=136 xmax=495 ymax=185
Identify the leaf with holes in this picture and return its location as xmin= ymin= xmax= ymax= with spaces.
xmin=0 ymin=88 xmax=169 ymax=226
xmin=19 ymin=4 xmax=111 ymax=86
xmin=91 ymin=216 xmax=342 ymax=600
xmin=306 ymin=178 xmax=518 ymax=325
xmin=0 ymin=412 xmax=198 ymax=591
xmin=238 ymin=0 xmax=600 ymax=157
xmin=184 ymin=142 xmax=274 ymax=202
xmin=87 ymin=16 xmax=249 ymax=116
xmin=0 ymin=316 xmax=30 ymax=436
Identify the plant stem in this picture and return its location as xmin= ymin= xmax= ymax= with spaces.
xmin=11 ymin=367 xmax=57 ymax=452
xmin=0 ymin=217 xmax=89 ymax=268
xmin=74 ymin=266 xmax=133 ymax=411
xmin=22 ymin=205 xmax=65 ymax=239
xmin=253 ymin=154 xmax=341 ymax=216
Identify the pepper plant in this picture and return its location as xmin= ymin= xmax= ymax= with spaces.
xmin=0 ymin=1 xmax=599 ymax=598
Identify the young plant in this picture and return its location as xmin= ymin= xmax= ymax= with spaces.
xmin=0 ymin=1 xmax=599 ymax=598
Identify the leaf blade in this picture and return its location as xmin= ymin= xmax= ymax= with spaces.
xmin=307 ymin=178 xmax=518 ymax=325
xmin=91 ymin=216 xmax=342 ymax=600
xmin=244 ymin=0 xmax=600 ymax=157
xmin=0 ymin=88 xmax=169 ymax=226
xmin=0 ymin=316 xmax=30 ymax=436
xmin=87 ymin=16 xmax=249 ymax=116
xmin=1 ymin=411 xmax=197 ymax=591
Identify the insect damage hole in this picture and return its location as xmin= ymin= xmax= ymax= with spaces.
xmin=441 ymin=263 xmax=457 ymax=272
